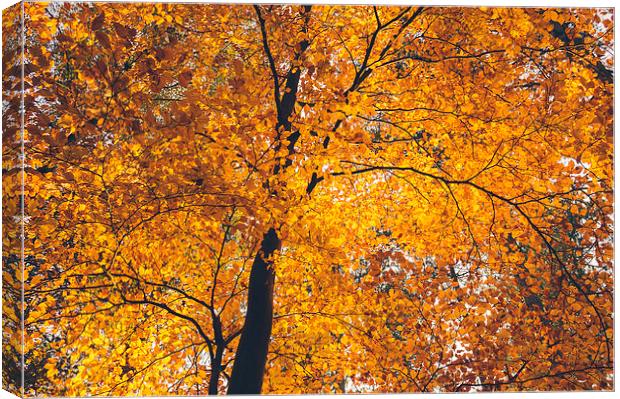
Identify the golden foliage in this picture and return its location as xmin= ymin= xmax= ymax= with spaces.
xmin=2 ymin=2 xmax=613 ymax=395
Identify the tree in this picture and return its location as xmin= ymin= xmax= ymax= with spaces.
xmin=2 ymin=2 xmax=613 ymax=396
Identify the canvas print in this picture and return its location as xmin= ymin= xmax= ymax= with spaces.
xmin=1 ymin=0 xmax=614 ymax=396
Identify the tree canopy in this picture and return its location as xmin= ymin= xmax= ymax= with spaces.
xmin=2 ymin=2 xmax=614 ymax=396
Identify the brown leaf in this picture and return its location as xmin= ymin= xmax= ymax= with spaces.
xmin=113 ymin=22 xmax=136 ymax=41
xmin=95 ymin=31 xmax=111 ymax=49
xmin=91 ymin=13 xmax=105 ymax=31
xmin=178 ymin=71 xmax=193 ymax=87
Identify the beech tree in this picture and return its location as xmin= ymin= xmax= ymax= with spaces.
xmin=2 ymin=2 xmax=613 ymax=396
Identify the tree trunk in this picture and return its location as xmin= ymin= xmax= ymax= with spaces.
xmin=227 ymin=228 xmax=281 ymax=394
xmin=208 ymin=345 xmax=224 ymax=395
